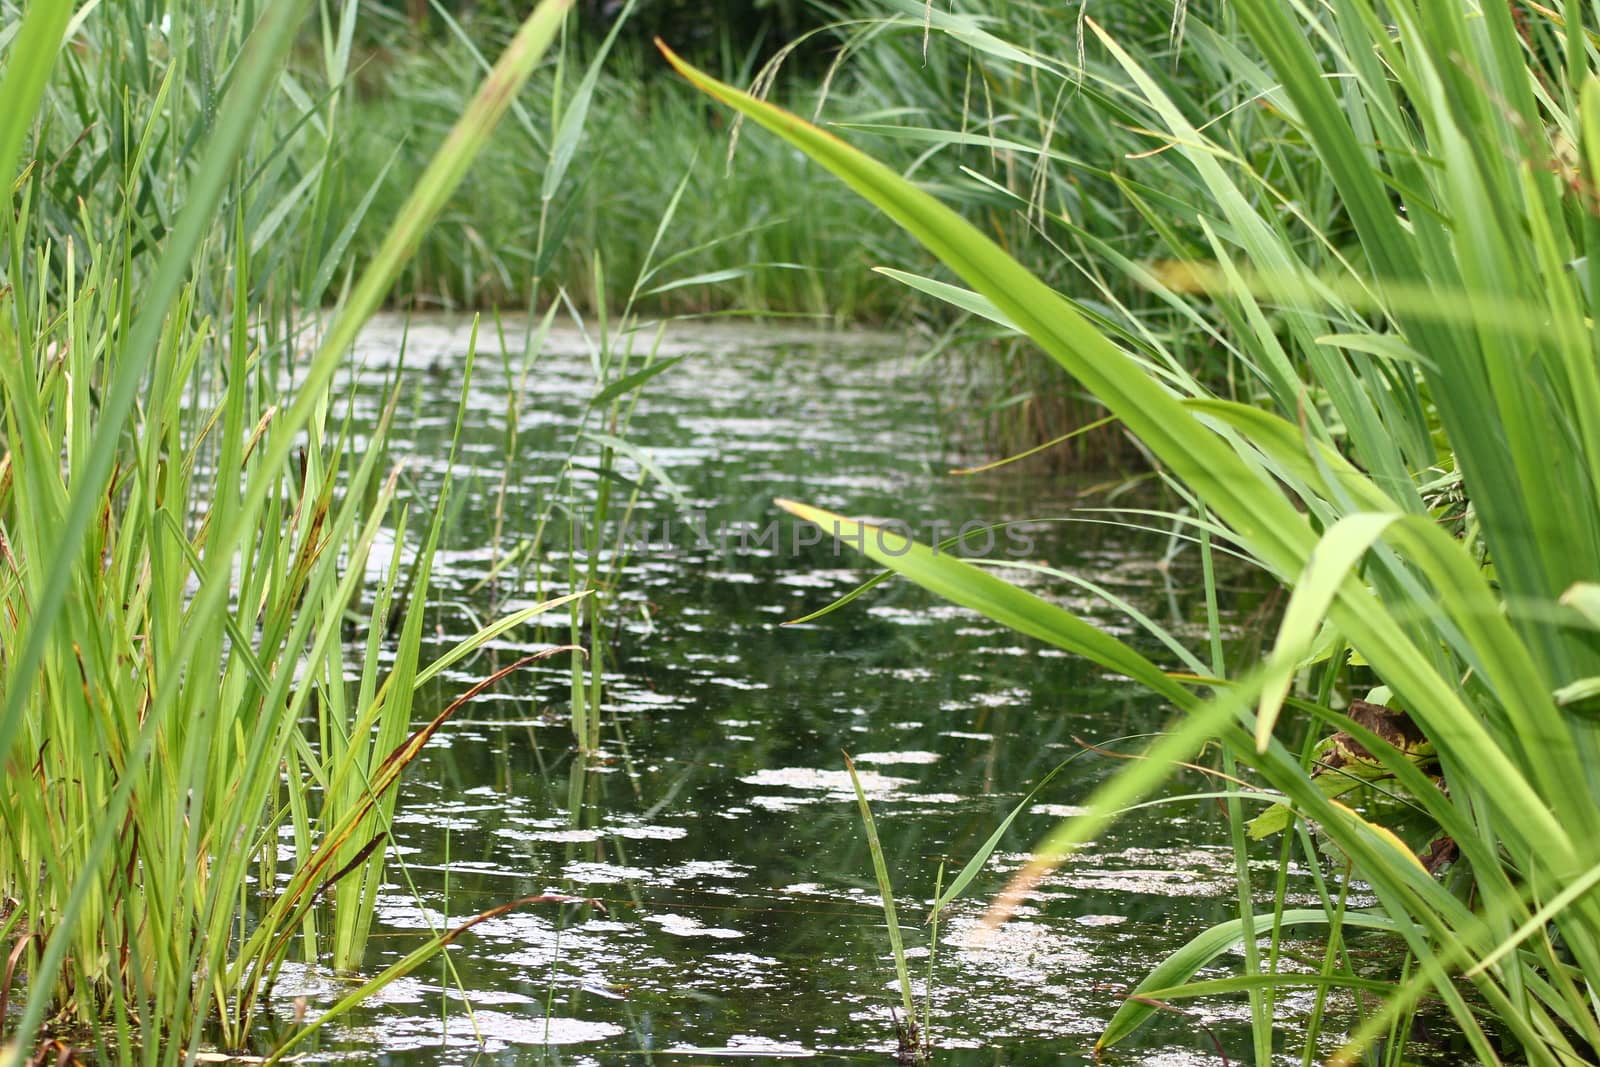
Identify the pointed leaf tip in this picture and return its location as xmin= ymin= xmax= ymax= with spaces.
xmin=655 ymin=38 xmax=689 ymax=75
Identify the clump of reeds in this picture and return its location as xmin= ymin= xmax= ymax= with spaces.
xmin=0 ymin=1 xmax=582 ymax=1059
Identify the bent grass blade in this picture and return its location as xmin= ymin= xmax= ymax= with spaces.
xmin=1097 ymin=909 xmax=1412 ymax=1050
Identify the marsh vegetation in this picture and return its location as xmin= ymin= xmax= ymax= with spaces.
xmin=3 ymin=1 xmax=1599 ymax=1064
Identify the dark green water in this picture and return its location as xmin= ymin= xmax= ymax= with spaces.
xmin=265 ymin=316 xmax=1440 ymax=1065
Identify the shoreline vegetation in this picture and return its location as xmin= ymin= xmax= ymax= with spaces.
xmin=1 ymin=1 xmax=589 ymax=1060
xmin=309 ymin=2 xmax=1209 ymax=466
xmin=662 ymin=1 xmax=1600 ymax=1064
xmin=5 ymin=0 xmax=1600 ymax=1063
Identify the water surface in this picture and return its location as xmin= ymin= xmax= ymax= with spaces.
xmin=270 ymin=316 xmax=1445 ymax=1065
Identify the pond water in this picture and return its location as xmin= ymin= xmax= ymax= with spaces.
xmin=265 ymin=316 xmax=1447 ymax=1065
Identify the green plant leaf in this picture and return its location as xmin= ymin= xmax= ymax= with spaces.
xmin=589 ymin=354 xmax=687 ymax=407
xmin=1098 ymin=909 xmax=1412 ymax=1049
xmin=542 ymin=0 xmax=636 ymax=201
xmin=775 ymin=499 xmax=1195 ymax=707
xmin=1257 ymin=514 xmax=1402 ymax=751
xmin=872 ymin=267 xmax=1019 ymax=331
xmin=844 ymin=751 xmax=917 ymax=1021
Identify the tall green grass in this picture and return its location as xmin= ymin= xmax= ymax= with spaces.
xmin=316 ymin=12 xmax=913 ymax=320
xmin=0 ymin=1 xmax=581 ymax=1060
xmin=798 ymin=0 xmax=1249 ymax=463
xmin=667 ymin=0 xmax=1600 ymax=1061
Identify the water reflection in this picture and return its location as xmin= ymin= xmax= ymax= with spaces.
xmin=268 ymin=316 xmax=1421 ymax=1065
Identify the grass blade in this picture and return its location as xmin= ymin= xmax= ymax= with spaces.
xmin=843 ymin=752 xmax=916 ymax=1022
